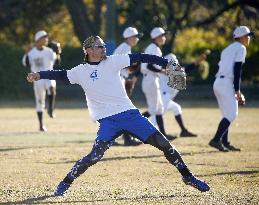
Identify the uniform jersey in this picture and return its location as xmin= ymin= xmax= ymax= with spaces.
xmin=23 ymin=46 xmax=57 ymax=72
xmin=141 ymin=43 xmax=162 ymax=75
xmin=113 ymin=42 xmax=131 ymax=78
xmin=216 ymin=42 xmax=246 ymax=79
xmin=67 ymin=54 xmax=136 ymax=121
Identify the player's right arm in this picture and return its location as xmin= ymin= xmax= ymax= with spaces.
xmin=22 ymin=54 xmax=30 ymax=67
xmin=27 ymin=70 xmax=69 ymax=83
xmin=22 ymin=45 xmax=33 ymax=67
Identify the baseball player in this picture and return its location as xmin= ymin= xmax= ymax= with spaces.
xmin=113 ymin=27 xmax=143 ymax=146
xmin=209 ymin=26 xmax=254 ymax=152
xmin=27 ymin=35 xmax=210 ymax=196
xmin=22 ymin=30 xmax=57 ymax=131
xmin=141 ymin=27 xmax=176 ymax=140
xmin=150 ymin=53 xmax=197 ymax=137
xmin=46 ymin=39 xmax=62 ymax=118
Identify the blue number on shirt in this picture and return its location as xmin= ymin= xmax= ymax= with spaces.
xmin=90 ymin=70 xmax=98 ymax=81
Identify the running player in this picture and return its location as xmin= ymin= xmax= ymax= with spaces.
xmin=150 ymin=53 xmax=197 ymax=137
xmin=209 ymin=26 xmax=254 ymax=152
xmin=27 ymin=35 xmax=210 ymax=196
xmin=22 ymin=30 xmax=57 ymax=131
xmin=141 ymin=27 xmax=176 ymax=140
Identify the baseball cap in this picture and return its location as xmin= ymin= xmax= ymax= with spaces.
xmin=123 ymin=27 xmax=143 ymax=38
xmin=233 ymin=26 xmax=255 ymax=38
xmin=150 ymin=27 xmax=166 ymax=39
xmin=164 ymin=53 xmax=178 ymax=64
xmin=35 ymin=30 xmax=48 ymax=42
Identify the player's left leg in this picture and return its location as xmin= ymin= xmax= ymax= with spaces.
xmin=33 ymin=80 xmax=47 ymax=132
xmin=124 ymin=111 xmax=209 ymax=192
xmin=47 ymin=80 xmax=56 ymax=118
xmin=54 ymin=140 xmax=113 ymax=196
xmin=167 ymin=101 xmax=197 ymax=137
xmin=54 ymin=116 xmax=122 ymax=196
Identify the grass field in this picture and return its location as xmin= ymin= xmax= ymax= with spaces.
xmin=0 ymin=102 xmax=258 ymax=205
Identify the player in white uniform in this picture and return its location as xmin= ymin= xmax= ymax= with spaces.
xmin=22 ymin=30 xmax=57 ymax=132
xmin=113 ymin=27 xmax=142 ymax=146
xmin=150 ymin=53 xmax=197 ymax=137
xmin=209 ymin=26 xmax=254 ymax=152
xmin=27 ymin=35 xmax=210 ymax=196
xmin=141 ymin=27 xmax=176 ymax=140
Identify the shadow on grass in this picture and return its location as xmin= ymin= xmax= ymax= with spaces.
xmin=0 ymin=193 xmax=180 ymax=204
xmin=0 ymin=195 xmax=54 ymax=205
xmin=197 ymin=170 xmax=259 ymax=177
xmin=46 ymin=150 xmax=219 ymax=165
xmin=0 ymin=147 xmax=32 ymax=152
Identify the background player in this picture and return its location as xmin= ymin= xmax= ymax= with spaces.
xmin=113 ymin=26 xmax=143 ymax=146
xmin=209 ymin=26 xmax=254 ymax=152
xmin=141 ymin=27 xmax=175 ymax=140
xmin=150 ymin=53 xmax=197 ymax=137
xmin=46 ymin=39 xmax=62 ymax=118
xmin=26 ymin=35 xmax=210 ymax=196
xmin=22 ymin=30 xmax=57 ymax=131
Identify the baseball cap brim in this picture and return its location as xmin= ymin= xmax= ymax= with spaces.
xmin=136 ymin=32 xmax=143 ymax=38
xmin=247 ymin=31 xmax=255 ymax=36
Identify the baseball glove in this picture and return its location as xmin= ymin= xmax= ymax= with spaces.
xmin=238 ymin=93 xmax=246 ymax=106
xmin=166 ymin=59 xmax=186 ymax=90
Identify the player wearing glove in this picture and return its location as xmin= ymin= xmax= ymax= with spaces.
xmin=141 ymin=27 xmax=176 ymax=141
xmin=150 ymin=53 xmax=198 ymax=137
xmin=27 ymin=35 xmax=210 ymax=196
xmin=22 ymin=30 xmax=57 ymax=131
xmin=209 ymin=26 xmax=254 ymax=152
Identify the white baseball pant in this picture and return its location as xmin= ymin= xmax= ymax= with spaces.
xmin=213 ymin=77 xmax=238 ymax=122
xmin=33 ymin=79 xmax=53 ymax=112
xmin=142 ymin=74 xmax=164 ymax=115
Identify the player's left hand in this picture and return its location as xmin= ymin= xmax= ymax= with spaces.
xmin=27 ymin=72 xmax=40 ymax=82
xmin=235 ymin=91 xmax=245 ymax=105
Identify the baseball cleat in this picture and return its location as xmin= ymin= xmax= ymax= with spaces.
xmin=209 ymin=140 xmax=229 ymax=152
xmin=47 ymin=110 xmax=56 ymax=118
xmin=224 ymin=144 xmax=241 ymax=152
xmin=123 ymin=134 xmax=142 ymax=146
xmin=180 ymin=130 xmax=197 ymax=137
xmin=182 ymin=175 xmax=210 ymax=192
xmin=165 ymin=134 xmax=177 ymax=141
xmin=54 ymin=181 xmax=71 ymax=196
xmin=39 ymin=126 xmax=47 ymax=132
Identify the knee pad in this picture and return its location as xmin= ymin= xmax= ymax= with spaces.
xmin=146 ymin=131 xmax=185 ymax=167
xmin=146 ymin=131 xmax=175 ymax=152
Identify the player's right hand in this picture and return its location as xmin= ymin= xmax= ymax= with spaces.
xmin=27 ymin=72 xmax=40 ymax=82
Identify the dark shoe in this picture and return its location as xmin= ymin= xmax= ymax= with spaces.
xmin=182 ymin=175 xmax=210 ymax=192
xmin=124 ymin=138 xmax=142 ymax=146
xmin=39 ymin=126 xmax=47 ymax=132
xmin=225 ymin=144 xmax=241 ymax=152
xmin=165 ymin=134 xmax=177 ymax=141
xmin=48 ymin=109 xmax=56 ymax=118
xmin=180 ymin=130 xmax=197 ymax=137
xmin=54 ymin=181 xmax=71 ymax=196
xmin=209 ymin=140 xmax=229 ymax=152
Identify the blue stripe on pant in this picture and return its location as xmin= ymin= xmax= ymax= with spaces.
xmin=96 ymin=109 xmax=158 ymax=142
